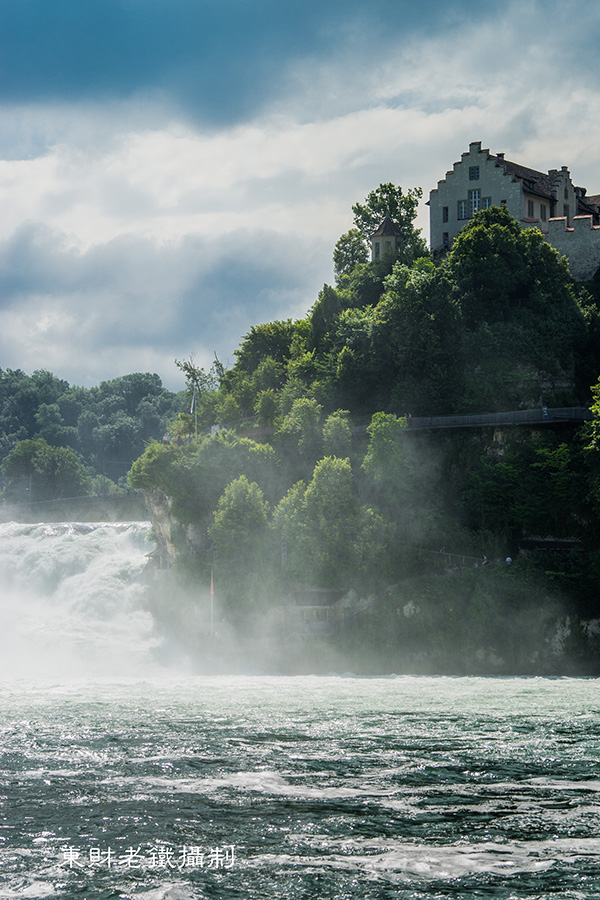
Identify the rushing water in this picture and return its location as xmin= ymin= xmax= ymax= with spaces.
xmin=2 ymin=676 xmax=600 ymax=899
xmin=1 ymin=524 xmax=600 ymax=899
xmin=0 ymin=521 xmax=159 ymax=677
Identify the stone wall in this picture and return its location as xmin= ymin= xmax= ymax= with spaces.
xmin=545 ymin=215 xmax=600 ymax=281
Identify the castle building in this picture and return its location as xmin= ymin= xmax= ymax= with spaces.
xmin=429 ymin=141 xmax=600 ymax=281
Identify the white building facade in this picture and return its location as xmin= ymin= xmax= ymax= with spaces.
xmin=429 ymin=141 xmax=600 ymax=280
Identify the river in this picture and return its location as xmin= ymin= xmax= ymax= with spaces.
xmin=0 ymin=523 xmax=599 ymax=899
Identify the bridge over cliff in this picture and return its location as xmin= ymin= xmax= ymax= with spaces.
xmin=401 ymin=406 xmax=591 ymax=431
xmin=0 ymin=490 xmax=149 ymax=524
xmin=238 ymin=406 xmax=592 ymax=441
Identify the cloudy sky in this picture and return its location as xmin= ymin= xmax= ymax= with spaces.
xmin=1 ymin=0 xmax=600 ymax=390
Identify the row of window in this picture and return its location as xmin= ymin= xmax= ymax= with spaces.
xmin=443 ymin=196 xmax=553 ymax=222
xmin=442 ymin=190 xmax=493 ymax=222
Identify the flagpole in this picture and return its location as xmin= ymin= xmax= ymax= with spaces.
xmin=190 ymin=387 xmax=198 ymax=440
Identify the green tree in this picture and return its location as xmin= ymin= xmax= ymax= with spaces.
xmin=276 ymin=397 xmax=323 ymax=478
xmin=2 ymin=438 xmax=90 ymax=502
xmin=322 ymin=409 xmax=352 ymax=459
xmin=462 ymin=435 xmax=586 ymax=543
xmin=232 ymin=320 xmax=300 ymax=374
xmin=333 ymin=228 xmax=369 ymax=284
xmin=254 ymin=389 xmax=279 ymax=426
xmin=273 ymin=457 xmax=389 ymax=588
xmin=448 ymin=206 xmax=588 ymax=408
xmin=309 ymin=285 xmax=342 ymax=352
xmin=208 ymin=476 xmax=271 ymax=613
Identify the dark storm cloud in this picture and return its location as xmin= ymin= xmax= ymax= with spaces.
xmin=0 ymin=0 xmax=492 ymax=125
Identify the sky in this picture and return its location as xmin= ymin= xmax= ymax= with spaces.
xmin=1 ymin=0 xmax=600 ymax=391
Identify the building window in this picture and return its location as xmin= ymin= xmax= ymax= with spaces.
xmin=469 ymin=166 xmax=480 ymax=180
xmin=482 ymin=197 xmax=492 ymax=209
xmin=563 ymin=205 xmax=569 ymax=220
xmin=541 ymin=205 xmax=547 ymax=221
xmin=443 ymin=232 xmax=449 ymax=249
xmin=458 ymin=199 xmax=468 ymax=220
xmin=374 ymin=241 xmax=380 ymax=259
xmin=442 ymin=206 xmax=449 ymax=222
xmin=469 ymin=189 xmax=481 ymax=217
xmin=564 ymin=186 xmax=569 ymax=199
xmin=527 ymin=200 xmax=534 ymax=217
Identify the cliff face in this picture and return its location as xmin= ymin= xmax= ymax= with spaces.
xmin=143 ymin=487 xmax=207 ymax=567
xmin=143 ymin=487 xmax=179 ymax=566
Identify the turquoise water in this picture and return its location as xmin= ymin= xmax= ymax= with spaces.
xmin=2 ymin=675 xmax=599 ymax=899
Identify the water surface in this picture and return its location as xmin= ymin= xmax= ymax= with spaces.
xmin=1 ymin=674 xmax=599 ymax=899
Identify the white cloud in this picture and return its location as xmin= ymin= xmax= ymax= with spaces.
xmin=1 ymin=0 xmax=600 ymax=389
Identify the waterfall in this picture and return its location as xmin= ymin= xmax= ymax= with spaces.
xmin=0 ymin=521 xmax=162 ymax=677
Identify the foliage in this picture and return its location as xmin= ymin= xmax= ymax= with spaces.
xmin=0 ymin=368 xmax=184 ymax=484
xmin=352 ymin=182 xmax=428 ymax=264
xmin=208 ymin=476 xmax=271 ymax=612
xmin=2 ymin=438 xmax=91 ymax=501
xmin=333 ymin=229 xmax=369 ymax=284
xmin=273 ymin=456 xmax=390 ymax=589
xmin=461 ymin=433 xmax=588 ymax=543
xmin=322 ymin=410 xmax=352 ymax=459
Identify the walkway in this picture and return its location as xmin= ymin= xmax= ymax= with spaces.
xmin=403 ymin=406 xmax=591 ymax=431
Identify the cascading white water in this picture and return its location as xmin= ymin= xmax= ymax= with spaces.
xmin=0 ymin=521 xmax=161 ymax=676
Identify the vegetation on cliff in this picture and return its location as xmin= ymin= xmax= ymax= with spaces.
xmin=127 ymin=198 xmax=600 ymax=674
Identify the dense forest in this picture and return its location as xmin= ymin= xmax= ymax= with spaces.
xmin=5 ymin=189 xmax=600 ymax=672
xmin=0 ymin=371 xmax=185 ymax=501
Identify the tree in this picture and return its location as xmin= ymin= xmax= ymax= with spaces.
xmin=309 ymin=285 xmax=342 ymax=351
xmin=2 ymin=438 xmax=90 ymax=502
xmin=462 ymin=434 xmax=586 ymax=543
xmin=276 ymin=397 xmax=323 ymax=478
xmin=254 ymin=389 xmax=279 ymax=425
xmin=208 ymin=476 xmax=271 ymax=612
xmin=322 ymin=410 xmax=352 ymax=459
xmin=372 ymin=262 xmax=464 ymax=414
xmin=232 ymin=321 xmax=300 ymax=374
xmin=352 ymin=183 xmax=428 ymax=264
xmin=273 ymin=457 xmax=389 ymax=588
xmin=362 ymin=412 xmax=409 ymax=511
xmin=174 ymin=354 xmax=223 ymax=430
xmin=333 ymin=229 xmax=369 ymax=283
xmin=447 ymin=205 xmax=588 ymax=408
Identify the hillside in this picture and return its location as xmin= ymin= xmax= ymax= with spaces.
xmin=129 ymin=203 xmax=600 ymax=674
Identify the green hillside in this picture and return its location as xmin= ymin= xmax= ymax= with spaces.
xmin=129 ymin=200 xmax=600 ymax=673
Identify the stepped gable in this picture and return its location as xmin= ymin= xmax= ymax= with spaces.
xmin=429 ymin=140 xmax=600 ymax=278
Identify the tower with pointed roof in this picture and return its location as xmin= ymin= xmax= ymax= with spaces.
xmin=369 ymin=216 xmax=402 ymax=262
